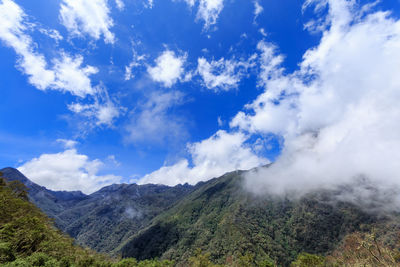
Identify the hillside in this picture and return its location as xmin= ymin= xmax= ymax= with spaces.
xmin=56 ymin=182 xmax=195 ymax=252
xmin=120 ymin=170 xmax=400 ymax=266
xmin=3 ymin=167 xmax=400 ymax=266
xmin=0 ymin=167 xmax=195 ymax=253
xmin=0 ymin=167 xmax=86 ymax=217
xmin=0 ymin=170 xmax=173 ymax=266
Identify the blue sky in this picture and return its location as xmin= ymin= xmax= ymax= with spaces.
xmin=1 ymin=0 xmax=400 ymax=194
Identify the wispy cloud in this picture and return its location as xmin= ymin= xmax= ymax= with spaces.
xmin=125 ymin=90 xmax=188 ymax=145
xmin=197 ymin=56 xmax=254 ymax=91
xmin=253 ymin=0 xmax=263 ymax=22
xmin=181 ymin=0 xmax=224 ymax=30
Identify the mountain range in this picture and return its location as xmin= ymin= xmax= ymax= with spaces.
xmin=1 ymin=167 xmax=400 ymax=266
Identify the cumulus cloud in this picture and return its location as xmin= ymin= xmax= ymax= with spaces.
xmin=52 ymin=53 xmax=99 ymax=97
xmin=125 ymin=91 xmax=187 ymax=144
xmin=147 ymin=50 xmax=187 ymax=87
xmin=0 ymin=0 xmax=56 ymax=90
xmin=197 ymin=57 xmax=253 ymax=91
xmin=229 ymin=0 xmax=400 ymax=205
xmin=60 ymin=0 xmax=115 ymax=43
xmin=0 ymin=0 xmax=120 ymax=128
xmin=0 ymin=0 xmax=98 ymax=97
xmin=18 ymin=149 xmax=122 ymax=194
xmin=139 ymin=130 xmax=268 ymax=185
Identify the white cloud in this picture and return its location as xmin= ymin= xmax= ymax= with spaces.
xmin=0 ymin=0 xmax=119 ymax=129
xmin=0 ymin=0 xmax=56 ymax=90
xmin=107 ymin=155 xmax=121 ymax=166
xmin=146 ymin=0 xmax=154 ymax=8
xmin=229 ymin=0 xmax=400 ymax=204
xmin=68 ymin=86 xmax=122 ymax=127
xmin=181 ymin=0 xmax=224 ymax=29
xmin=147 ymin=50 xmax=187 ymax=87
xmin=253 ymin=0 xmax=263 ymax=21
xmin=0 ymin=1 xmax=98 ymax=98
xmin=60 ymin=0 xmax=115 ymax=43
xmin=197 ymin=57 xmax=252 ymax=91
xmin=52 ymin=53 xmax=99 ymax=97
xmin=56 ymin=139 xmax=78 ymax=149
xmin=139 ymin=130 xmax=268 ymax=185
xmin=125 ymin=50 xmax=146 ymax=81
xmin=38 ymin=28 xmax=63 ymax=42
xmin=125 ymin=91 xmax=187 ymax=144
xmin=197 ymin=0 xmax=224 ymax=29
xmin=217 ymin=116 xmax=223 ymax=126
xmin=18 ymin=149 xmax=122 ymax=194
xmin=259 ymin=28 xmax=267 ymax=37
xmin=115 ymin=0 xmax=124 ymax=10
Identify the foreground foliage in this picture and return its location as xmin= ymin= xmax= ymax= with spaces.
xmin=0 ymin=167 xmax=195 ymax=254
xmin=0 ymin=172 xmax=173 ymax=267
xmin=2 ymin=169 xmax=400 ymax=267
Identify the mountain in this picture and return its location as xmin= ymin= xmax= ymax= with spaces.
xmin=0 ymin=171 xmax=173 ymax=266
xmin=2 ymin=167 xmax=400 ymax=266
xmin=119 ymin=169 xmax=400 ymax=266
xmin=0 ymin=167 xmax=196 ymax=253
xmin=55 ymin=182 xmax=195 ymax=252
xmin=0 ymin=167 xmax=86 ymax=216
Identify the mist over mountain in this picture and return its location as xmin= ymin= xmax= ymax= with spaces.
xmin=120 ymin=170 xmax=400 ymax=265
xmin=3 ymin=166 xmax=400 ymax=266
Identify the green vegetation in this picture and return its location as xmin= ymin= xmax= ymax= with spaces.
xmin=2 ymin=168 xmax=400 ymax=267
xmin=0 ymin=171 xmax=173 ymax=266
xmin=121 ymin=171 xmax=400 ymax=266
xmin=0 ymin=167 xmax=195 ymax=254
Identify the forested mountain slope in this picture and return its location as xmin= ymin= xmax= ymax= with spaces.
xmin=2 ymin=167 xmax=400 ymax=266
xmin=0 ymin=171 xmax=173 ymax=266
xmin=120 ymin=170 xmax=400 ymax=266
xmin=0 ymin=167 xmax=195 ymax=253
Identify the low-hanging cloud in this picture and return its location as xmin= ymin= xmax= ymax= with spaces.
xmin=139 ymin=130 xmax=268 ymax=185
xmin=231 ymin=0 xmax=400 ymax=207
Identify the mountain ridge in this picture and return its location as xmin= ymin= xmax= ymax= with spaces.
xmin=2 ymin=167 xmax=400 ymax=266
xmin=0 ymin=167 xmax=197 ymax=253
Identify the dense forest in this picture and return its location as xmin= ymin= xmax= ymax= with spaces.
xmin=0 ymin=171 xmax=173 ymax=266
xmin=1 ymin=169 xmax=400 ymax=266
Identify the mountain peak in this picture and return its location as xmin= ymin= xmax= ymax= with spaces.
xmin=0 ymin=167 xmax=30 ymax=184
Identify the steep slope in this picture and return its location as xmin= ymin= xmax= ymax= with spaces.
xmin=0 ymin=167 xmax=86 ymax=217
xmin=0 ymin=167 xmax=196 ymax=253
xmin=120 ymin=169 xmax=398 ymax=266
xmin=0 ymin=171 xmax=173 ymax=266
xmin=57 ymin=182 xmax=195 ymax=252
